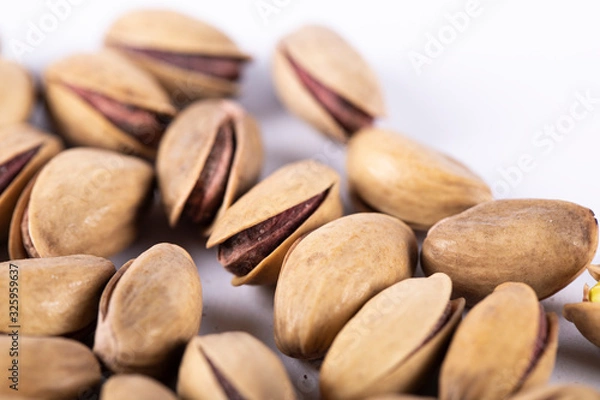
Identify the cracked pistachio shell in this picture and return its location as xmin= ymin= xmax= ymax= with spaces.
xmin=0 ymin=255 xmax=115 ymax=336
xmin=105 ymin=9 xmax=251 ymax=102
xmin=94 ymin=243 xmax=202 ymax=376
xmin=509 ymin=384 xmax=600 ymax=400
xmin=157 ymin=99 xmax=263 ymax=233
xmin=320 ymin=273 xmax=465 ymax=400
xmin=273 ymin=25 xmax=385 ymax=142
xmin=440 ymin=282 xmax=559 ymax=400
xmin=101 ymin=375 xmax=177 ymax=400
xmin=44 ymin=50 xmax=176 ymax=158
xmin=588 ymin=264 xmax=600 ymax=281
xmin=347 ymin=128 xmax=492 ymax=230
xmin=8 ymin=148 xmax=153 ymax=259
xmin=422 ymin=199 xmax=599 ymax=306
xmin=0 ymin=336 xmax=101 ymax=400
xmin=0 ymin=124 xmax=63 ymax=240
xmin=366 ymin=397 xmax=437 ymax=400
xmin=563 ymin=280 xmax=600 ymax=348
xmin=207 ymin=159 xmax=343 ymax=286
xmin=274 ymin=213 xmax=418 ymax=359
xmin=177 ymin=332 xmax=296 ymax=400
xmin=0 ymin=59 xmax=35 ymax=127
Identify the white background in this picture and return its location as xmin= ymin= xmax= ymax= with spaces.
xmin=2 ymin=0 xmax=600 ymax=397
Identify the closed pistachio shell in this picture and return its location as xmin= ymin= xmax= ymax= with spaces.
xmin=274 ymin=213 xmax=418 ymax=359
xmin=0 ymin=59 xmax=35 ymax=127
xmin=563 ymin=281 xmax=600 ymax=348
xmin=157 ymin=99 xmax=262 ymax=233
xmin=101 ymin=375 xmax=177 ymax=400
xmin=177 ymin=331 xmax=296 ymax=400
xmin=207 ymin=159 xmax=343 ymax=286
xmin=422 ymin=199 xmax=599 ymax=306
xmin=0 ymin=124 xmax=63 ymax=240
xmin=273 ymin=25 xmax=385 ymax=142
xmin=44 ymin=50 xmax=176 ymax=158
xmin=347 ymin=128 xmax=492 ymax=230
xmin=8 ymin=147 xmax=153 ymax=259
xmin=508 ymin=384 xmax=600 ymax=400
xmin=440 ymin=282 xmax=559 ymax=400
xmin=320 ymin=273 xmax=465 ymax=400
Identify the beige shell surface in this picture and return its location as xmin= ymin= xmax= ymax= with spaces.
xmin=157 ymin=99 xmax=263 ymax=231
xmin=320 ymin=273 xmax=459 ymax=400
xmin=509 ymin=384 xmax=600 ymax=400
xmin=177 ymin=332 xmax=296 ymax=400
xmin=347 ymin=128 xmax=492 ymax=230
xmin=101 ymin=374 xmax=178 ymax=400
xmin=0 ymin=59 xmax=35 ymax=127
xmin=0 ymin=255 xmax=115 ymax=336
xmin=94 ymin=243 xmax=202 ymax=376
xmin=274 ymin=213 xmax=418 ymax=359
xmin=564 ymin=300 xmax=600 ymax=348
xmin=422 ymin=199 xmax=599 ymax=306
xmin=589 ymin=264 xmax=600 ymax=281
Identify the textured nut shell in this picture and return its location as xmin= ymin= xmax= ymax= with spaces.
xmin=273 ymin=25 xmax=384 ymax=142
xmin=588 ymin=264 xmax=600 ymax=281
xmin=440 ymin=282 xmax=559 ymax=400
xmin=94 ymin=243 xmax=202 ymax=375
xmin=563 ymin=301 xmax=600 ymax=348
xmin=157 ymin=99 xmax=262 ymax=232
xmin=101 ymin=375 xmax=177 ymax=400
xmin=0 ymin=336 xmax=101 ymax=400
xmin=0 ymin=124 xmax=63 ymax=240
xmin=274 ymin=213 xmax=418 ymax=359
xmin=207 ymin=159 xmax=343 ymax=285
xmin=422 ymin=199 xmax=599 ymax=306
xmin=347 ymin=128 xmax=492 ymax=230
xmin=177 ymin=332 xmax=296 ymax=400
xmin=367 ymin=397 xmax=437 ymax=400
xmin=320 ymin=274 xmax=461 ymax=400
xmin=509 ymin=384 xmax=600 ymax=400
xmin=0 ymin=59 xmax=35 ymax=126
xmin=0 ymin=255 xmax=115 ymax=336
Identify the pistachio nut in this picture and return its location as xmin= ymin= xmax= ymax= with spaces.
xmin=94 ymin=243 xmax=202 ymax=376
xmin=347 ymin=128 xmax=492 ymax=230
xmin=177 ymin=331 xmax=296 ymax=400
xmin=563 ymin=270 xmax=600 ymax=348
xmin=439 ymin=282 xmax=559 ymax=400
xmin=320 ymin=273 xmax=465 ymax=400
xmin=272 ymin=25 xmax=385 ymax=142
xmin=0 ymin=335 xmax=101 ymax=400
xmin=422 ymin=199 xmax=598 ymax=306
xmin=0 ymin=255 xmax=115 ymax=336
xmin=44 ymin=50 xmax=176 ymax=158
xmin=0 ymin=124 xmax=63 ymax=240
xmin=274 ymin=213 xmax=418 ymax=359
xmin=588 ymin=263 xmax=600 ymax=281
xmin=207 ymin=159 xmax=343 ymax=286
xmin=8 ymin=147 xmax=153 ymax=259
xmin=101 ymin=374 xmax=178 ymax=400
xmin=105 ymin=9 xmax=251 ymax=102
xmin=366 ymin=397 xmax=437 ymax=400
xmin=0 ymin=59 xmax=35 ymax=127
xmin=157 ymin=99 xmax=263 ymax=233
xmin=508 ymin=384 xmax=600 ymax=400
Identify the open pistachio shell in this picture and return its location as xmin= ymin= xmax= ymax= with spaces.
xmin=44 ymin=50 xmax=176 ymax=158
xmin=207 ymin=159 xmax=342 ymax=286
xmin=440 ymin=282 xmax=559 ymax=400
xmin=366 ymin=397 xmax=437 ymax=400
xmin=101 ymin=374 xmax=178 ymax=400
xmin=0 ymin=124 xmax=63 ymax=240
xmin=422 ymin=199 xmax=598 ymax=306
xmin=508 ymin=384 xmax=600 ymax=400
xmin=177 ymin=331 xmax=296 ymax=400
xmin=105 ymin=9 xmax=251 ymax=102
xmin=320 ymin=273 xmax=465 ymax=400
xmin=0 ymin=59 xmax=35 ymax=127
xmin=8 ymin=147 xmax=153 ymax=259
xmin=157 ymin=99 xmax=262 ymax=234
xmin=563 ymin=281 xmax=600 ymax=348
xmin=273 ymin=25 xmax=385 ymax=142
xmin=274 ymin=213 xmax=418 ymax=359
xmin=588 ymin=264 xmax=600 ymax=281
xmin=347 ymin=128 xmax=492 ymax=230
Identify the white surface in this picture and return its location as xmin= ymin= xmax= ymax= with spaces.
xmin=2 ymin=0 xmax=600 ymax=397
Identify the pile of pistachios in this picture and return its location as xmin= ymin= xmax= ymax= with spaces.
xmin=1 ymin=8 xmax=599 ymax=400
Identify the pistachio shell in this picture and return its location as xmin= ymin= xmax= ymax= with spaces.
xmin=273 ymin=25 xmax=385 ymax=142
xmin=177 ymin=331 xmax=296 ymax=400
xmin=0 ymin=124 xmax=63 ymax=240
xmin=347 ymin=128 xmax=492 ymax=230
xmin=157 ymin=99 xmax=262 ymax=233
xmin=207 ymin=159 xmax=342 ymax=286
xmin=563 ymin=285 xmax=600 ymax=348
xmin=274 ymin=213 xmax=418 ymax=359
xmin=366 ymin=397 xmax=437 ymax=400
xmin=588 ymin=264 xmax=600 ymax=281
xmin=0 ymin=59 xmax=35 ymax=127
xmin=94 ymin=243 xmax=202 ymax=376
xmin=440 ymin=282 xmax=559 ymax=400
xmin=508 ymin=384 xmax=600 ymax=400
xmin=101 ymin=375 xmax=177 ymax=400
xmin=320 ymin=273 xmax=464 ymax=400
xmin=422 ymin=199 xmax=598 ymax=306
xmin=0 ymin=336 xmax=101 ymax=399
